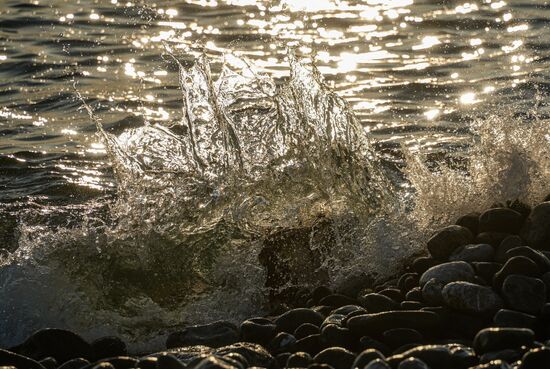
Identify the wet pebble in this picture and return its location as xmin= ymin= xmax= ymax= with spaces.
xmin=473 ymin=327 xmax=534 ymax=355
xmin=166 ymin=321 xmax=239 ymax=349
xmin=442 ymin=281 xmax=503 ymax=314
xmin=501 ymin=275 xmax=546 ymax=315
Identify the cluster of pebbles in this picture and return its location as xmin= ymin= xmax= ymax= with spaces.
xmin=1 ymin=198 xmax=550 ymax=369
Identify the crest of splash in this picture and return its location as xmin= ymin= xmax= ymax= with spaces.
xmin=102 ymin=52 xmax=391 ymax=237
xmin=405 ymin=110 xmax=550 ymax=229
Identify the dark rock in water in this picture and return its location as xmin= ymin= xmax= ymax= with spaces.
xmin=166 ymin=321 xmax=239 ymax=349
xmin=351 ymin=349 xmax=385 ymax=369
xmin=151 ymin=345 xmax=214 ymax=365
xmin=479 ymin=208 xmax=524 ymax=234
xmin=473 ymin=262 xmax=503 ymax=284
xmin=0 ymin=349 xmax=46 ymax=369
xmin=39 ymin=357 xmax=57 ymax=369
xmin=287 ymin=352 xmax=312 ymax=367
xmin=275 ymin=308 xmax=325 ymax=333
xmin=519 ymin=347 xmax=550 ymax=369
xmin=90 ymin=363 xmax=115 ymax=369
xmin=411 ymin=256 xmax=438 ymax=275
xmin=475 ymin=232 xmax=511 ymax=248
xmin=308 ymin=364 xmax=335 ymax=369
xmin=135 ymin=357 xmax=158 ymax=369
xmin=330 ymin=304 xmax=366 ymax=316
xmin=319 ymin=294 xmax=358 ymax=308
xmin=259 ymin=218 xmax=333 ymax=303
xmin=91 ymin=337 xmax=127 ymax=360
xmin=93 ymin=356 xmax=138 ymax=369
xmin=382 ymin=328 xmax=423 ymax=349
xmin=501 ymin=275 xmax=546 ymax=315
xmin=427 ymin=225 xmax=473 ymax=260
xmin=313 ymin=347 xmax=355 ymax=369
xmin=268 ymin=332 xmax=296 ymax=355
xmin=57 ymin=358 xmax=90 ymax=369
xmin=294 ymin=334 xmax=322 ymax=356
xmin=155 ymin=355 xmax=184 ymax=369
xmin=449 ymin=244 xmax=495 ymax=262
xmin=419 ymin=261 xmax=475 ymax=287
xmin=360 ymin=293 xmax=400 ymax=313
xmin=506 ymin=246 xmax=550 ymax=272
xmin=456 ymin=212 xmax=480 ymax=236
xmin=13 ymin=328 xmax=93 ymax=363
xmin=479 ymin=349 xmax=521 ymax=364
xmin=493 ymin=309 xmax=537 ymax=330
xmin=468 ymin=359 xmax=512 ymax=368
xmin=473 ymin=327 xmax=534 ymax=354
xmin=495 ymin=235 xmax=524 ymax=263
xmin=448 ymin=344 xmax=478 ymax=369
xmin=387 ymin=345 xmax=452 ymax=368
xmin=493 ymin=256 xmax=540 ymax=289
xmin=441 ymin=281 xmax=503 ymax=314
xmin=221 ymin=352 xmax=248 ymax=369
xmin=336 ymin=272 xmax=375 ymax=298
xmin=320 ymin=324 xmax=354 ymax=350
xmin=364 ymin=358 xmax=391 ymax=369
xmin=294 ymin=323 xmax=320 ymax=339
xmin=521 ymin=202 xmax=550 ymax=250
xmin=213 ymin=343 xmax=274 ymax=368
xmin=397 ymin=357 xmax=429 ymax=369
xmin=347 ymin=311 xmax=439 ymax=335
xmin=424 ymin=306 xmax=490 ymax=339
xmin=240 ymin=318 xmax=277 ymax=346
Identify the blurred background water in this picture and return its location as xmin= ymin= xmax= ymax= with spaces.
xmin=1 ymin=0 xmax=550 ymax=350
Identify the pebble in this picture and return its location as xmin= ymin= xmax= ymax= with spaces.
xmin=240 ymin=318 xmax=277 ymax=346
xmin=0 ymin=349 xmax=45 ymax=369
xmin=519 ymin=347 xmax=550 ymax=369
xmin=479 ymin=208 xmax=523 ymax=234
xmin=313 ymin=347 xmax=355 ymax=369
xmin=493 ymin=309 xmax=537 ymax=330
xmin=441 ymin=281 xmax=503 ymax=314
xmin=268 ymin=333 xmax=296 ymax=355
xmin=475 ymin=232 xmax=511 ymax=248
xmin=166 ymin=321 xmax=239 ymax=349
xmin=521 ymin=202 xmax=550 ymax=250
xmin=426 ymin=225 xmax=473 ymax=260
xmin=347 ymin=311 xmax=439 ymax=335
xmin=294 ymin=323 xmax=320 ymax=339
xmin=286 ymin=352 xmax=312 ymax=367
xmin=495 ymin=235 xmax=524 ymax=263
xmin=397 ymin=357 xmax=429 ymax=369
xmin=449 ymin=243 xmax=495 ymax=262
xmin=364 ymin=358 xmax=391 ymax=369
xmin=473 ymin=327 xmax=534 ymax=354
xmin=473 ymin=262 xmax=503 ymax=284
xmin=419 ymin=261 xmax=476 ymax=287
xmin=359 ymin=293 xmax=399 ymax=313
xmin=456 ymin=212 xmax=480 ymax=236
xmin=501 ymin=275 xmax=546 ymax=315
xmin=91 ymin=337 xmax=127 ymax=360
xmin=493 ymin=256 xmax=540 ymax=289
xmin=351 ymin=349 xmax=385 ymax=369
xmin=505 ymin=246 xmax=550 ymax=272
xmin=275 ymin=308 xmax=324 ymax=333
xmin=381 ymin=328 xmax=423 ymax=349
xmin=57 ymin=358 xmax=90 ymax=369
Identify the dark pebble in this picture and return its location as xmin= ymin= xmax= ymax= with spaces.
xmin=93 ymin=356 xmax=138 ymax=369
xmin=506 ymin=246 xmax=550 ymax=272
xmin=378 ymin=289 xmax=404 ymax=303
xmin=495 ymin=235 xmax=524 ymax=263
xmin=275 ymin=353 xmax=291 ymax=368
xmin=360 ymin=293 xmax=400 ymax=313
xmin=479 ymin=349 xmax=521 ymax=364
xmin=501 ymin=274 xmax=546 ymax=315
xmin=91 ymin=337 xmax=127 ymax=360
xmin=521 ymin=202 xmax=550 ymax=250
xmin=313 ymin=347 xmax=355 ymax=369
xmin=275 ymin=308 xmax=325 ymax=333
xmin=268 ymin=332 xmax=296 ymax=354
xmin=294 ymin=334 xmax=322 ymax=356
xmin=38 ymin=357 xmax=57 ymax=369
xmin=287 ymin=352 xmax=312 ymax=367
xmin=320 ymin=324 xmax=354 ymax=350
xmin=442 ymin=281 xmax=503 ymax=314
xmin=397 ymin=273 xmax=419 ymax=294
xmin=388 ymin=345 xmax=452 ymax=368
xmin=493 ymin=309 xmax=537 ymax=330
xmin=347 ymin=311 xmax=439 ymax=336
xmin=475 ymin=232 xmax=511 ymax=248
xmin=400 ymin=301 xmax=423 ymax=310
xmin=90 ymin=363 xmax=115 ymax=369
xmin=57 ymin=358 xmax=90 ymax=369
xmin=473 ymin=262 xmax=503 ymax=284
xmin=419 ymin=261 xmax=476 ymax=287
xmin=405 ymin=287 xmax=423 ymax=302
xmin=240 ymin=318 xmax=277 ymax=346
xmin=397 ymin=357 xmax=429 ymax=369
xmin=359 ymin=337 xmax=391 ymax=356
xmin=364 ymin=358 xmax=391 ymax=368
xmin=294 ymin=323 xmax=320 ymax=339
xmin=311 ymin=286 xmax=332 ymax=304
xmin=213 ymin=343 xmax=274 ymax=368
xmin=135 ymin=357 xmax=157 ymax=369
xmin=473 ymin=327 xmax=534 ymax=354
xmin=519 ymin=347 xmax=550 ymax=369
xmin=426 ymin=225 xmax=473 ymax=260
xmin=456 ymin=212 xmax=480 ymax=236
xmin=193 ymin=356 xmax=237 ymax=369
xmin=449 ymin=244 xmax=495 ymax=262
xmin=166 ymin=321 xmax=239 ymax=349
xmin=351 ymin=349 xmax=385 ymax=369
xmin=308 ymin=364 xmax=335 ymax=369
xmin=13 ymin=329 xmax=93 ymax=363
xmin=468 ymin=359 xmax=512 ymax=368
xmin=411 ymin=256 xmax=438 ymax=275
xmin=479 ymin=208 xmax=523 ymax=234
xmin=493 ymin=256 xmax=540 ymax=289
xmin=0 ymin=349 xmax=46 ymax=369
xmin=382 ymin=328 xmax=423 ymax=349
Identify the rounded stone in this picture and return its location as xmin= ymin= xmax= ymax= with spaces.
xmin=360 ymin=293 xmax=399 ymax=313
xmin=495 ymin=235 xmax=524 ymax=263
xmin=351 ymin=349 xmax=385 ymax=369
xmin=294 ymin=323 xmax=320 ymax=339
xmin=519 ymin=347 xmax=550 ymax=369
xmin=313 ymin=347 xmax=355 ymax=369
xmin=479 ymin=208 xmax=524 ymax=234
xmin=449 ymin=244 xmax=495 ymax=263
xmin=397 ymin=357 xmax=429 ymax=369
xmin=240 ymin=318 xmax=277 ymax=346
xmin=166 ymin=321 xmax=238 ymax=349
xmin=473 ymin=327 xmax=534 ymax=355
xmin=275 ymin=308 xmax=325 ymax=333
xmin=91 ymin=337 xmax=127 ymax=360
xmin=287 ymin=352 xmax=312 ymax=367
xmin=493 ymin=256 xmax=540 ymax=289
xmin=493 ymin=309 xmax=537 ymax=330
xmin=521 ymin=202 xmax=550 ymax=250
xmin=501 ymin=275 xmax=546 ymax=315
xmin=442 ymin=281 xmax=503 ymax=314
xmin=419 ymin=261 xmax=476 ymax=287
xmin=364 ymin=358 xmax=391 ymax=369
xmin=427 ymin=225 xmax=473 ymax=260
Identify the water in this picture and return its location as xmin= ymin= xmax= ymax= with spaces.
xmin=1 ymin=0 xmax=549 ymax=352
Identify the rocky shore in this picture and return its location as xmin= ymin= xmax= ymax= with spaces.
xmin=1 ymin=197 xmax=550 ymax=369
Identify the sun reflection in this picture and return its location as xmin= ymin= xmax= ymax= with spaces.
xmin=460 ymin=92 xmax=479 ymax=105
